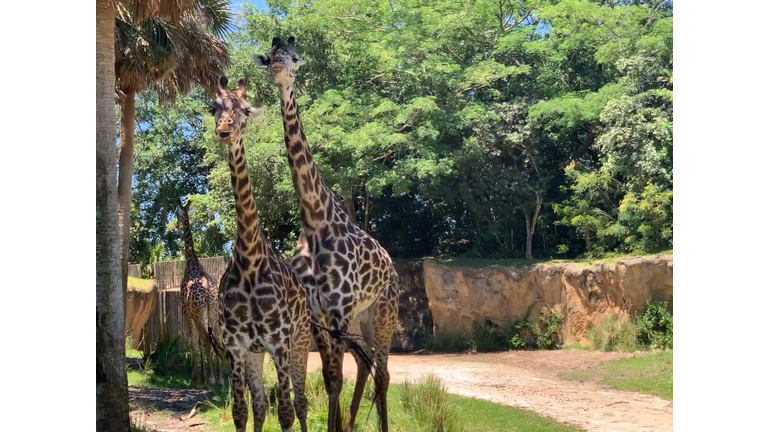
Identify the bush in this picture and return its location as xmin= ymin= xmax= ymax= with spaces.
xmin=425 ymin=330 xmax=471 ymax=352
xmin=588 ymin=313 xmax=639 ymax=352
xmin=535 ymin=310 xmax=564 ymax=350
xmin=142 ymin=333 xmax=192 ymax=376
xmin=400 ymin=375 xmax=464 ymax=432
xmin=508 ymin=307 xmax=563 ymax=350
xmin=637 ymin=301 xmax=673 ymax=350
xmin=470 ymin=318 xmax=508 ymax=352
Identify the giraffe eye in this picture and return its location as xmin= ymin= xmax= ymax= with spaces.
xmin=292 ymin=57 xmax=299 ymax=63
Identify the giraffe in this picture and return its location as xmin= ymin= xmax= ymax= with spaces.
xmin=207 ymin=76 xmax=311 ymax=432
xmin=176 ymin=200 xmax=223 ymax=387
xmin=255 ymin=37 xmax=400 ymax=432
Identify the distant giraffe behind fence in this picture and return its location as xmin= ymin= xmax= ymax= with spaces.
xmin=135 ymin=256 xmax=230 ymax=352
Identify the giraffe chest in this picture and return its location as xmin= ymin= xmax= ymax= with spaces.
xmin=291 ymin=229 xmax=391 ymax=317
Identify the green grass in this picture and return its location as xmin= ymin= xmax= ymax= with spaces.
xmin=561 ymin=343 xmax=590 ymax=351
xmin=563 ymin=351 xmax=673 ymax=400
xmin=129 ymin=364 xmax=581 ymax=432
xmin=126 ymin=337 xmax=143 ymax=359
xmin=128 ymin=276 xmax=156 ymax=292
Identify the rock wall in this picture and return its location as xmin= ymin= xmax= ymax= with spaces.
xmin=126 ymin=277 xmax=158 ymax=351
xmin=423 ymin=256 xmax=672 ymax=345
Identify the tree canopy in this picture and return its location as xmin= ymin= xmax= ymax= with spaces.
xmin=129 ymin=0 xmax=673 ymax=267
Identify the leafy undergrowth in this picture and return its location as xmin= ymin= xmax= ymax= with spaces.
xmin=129 ymin=359 xmax=581 ymax=432
xmin=563 ymin=351 xmax=673 ymax=400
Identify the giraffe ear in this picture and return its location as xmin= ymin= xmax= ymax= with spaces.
xmin=218 ymin=76 xmax=229 ymax=96
xmin=235 ymin=78 xmax=247 ymax=99
xmin=272 ymin=37 xmax=282 ymax=47
xmin=253 ymin=55 xmax=270 ymax=67
xmin=246 ymin=107 xmax=264 ymax=119
xmin=287 ymin=36 xmax=295 ymax=46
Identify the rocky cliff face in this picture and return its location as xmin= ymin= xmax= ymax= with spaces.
xmin=423 ymin=256 xmax=672 ymax=345
xmin=125 ymin=277 xmax=158 ymax=350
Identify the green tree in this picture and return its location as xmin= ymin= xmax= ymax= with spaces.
xmin=115 ymin=0 xmax=231 ymax=317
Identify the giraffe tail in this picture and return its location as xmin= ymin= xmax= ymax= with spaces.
xmin=310 ymin=321 xmax=375 ymax=372
xmin=207 ymin=303 xmax=225 ymax=359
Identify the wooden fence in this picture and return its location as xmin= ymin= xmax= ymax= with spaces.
xmin=127 ymin=264 xmax=142 ymax=278
xmin=137 ymin=256 xmax=229 ymax=351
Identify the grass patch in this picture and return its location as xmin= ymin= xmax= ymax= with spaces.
xmin=587 ymin=313 xmax=639 ymax=352
xmin=425 ymin=330 xmax=471 ymax=352
xmin=129 ymin=365 xmax=581 ymax=431
xmin=564 ymin=351 xmax=673 ymax=400
xmin=561 ymin=343 xmax=590 ymax=351
xmin=126 ymin=337 xmax=143 ymax=359
xmin=128 ymin=276 xmax=157 ymax=293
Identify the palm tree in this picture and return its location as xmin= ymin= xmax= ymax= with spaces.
xmin=114 ymin=0 xmax=231 ymax=324
xmin=97 ymin=1 xmax=195 ymax=431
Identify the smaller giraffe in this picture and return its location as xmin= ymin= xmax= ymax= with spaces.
xmin=177 ymin=200 xmax=223 ymax=387
xmin=208 ymin=76 xmax=311 ymax=432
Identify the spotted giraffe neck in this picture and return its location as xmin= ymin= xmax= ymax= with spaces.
xmin=227 ymin=135 xmax=268 ymax=261
xmin=278 ymin=83 xmax=336 ymax=231
xmin=182 ymin=218 xmax=199 ymax=265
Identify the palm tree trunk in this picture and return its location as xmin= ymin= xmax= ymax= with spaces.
xmin=96 ymin=1 xmax=130 ymax=431
xmin=118 ymin=90 xmax=136 ymax=322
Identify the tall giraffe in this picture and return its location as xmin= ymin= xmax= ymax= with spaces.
xmin=208 ymin=76 xmax=311 ymax=432
xmin=176 ymin=200 xmax=223 ymax=387
xmin=255 ymin=37 xmax=400 ymax=432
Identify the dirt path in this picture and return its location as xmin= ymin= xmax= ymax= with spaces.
xmin=307 ymin=351 xmax=672 ymax=432
xmin=129 ymin=386 xmax=213 ymax=432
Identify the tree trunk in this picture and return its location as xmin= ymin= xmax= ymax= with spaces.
xmin=524 ymin=193 xmax=542 ymax=260
xmin=96 ymin=1 xmax=130 ymax=431
xmin=118 ymin=90 xmax=136 ymax=322
xmin=343 ymin=186 xmax=357 ymax=223
xmin=364 ymin=194 xmax=371 ymax=233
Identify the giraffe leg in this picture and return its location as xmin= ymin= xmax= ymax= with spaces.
xmin=344 ymin=309 xmax=374 ymax=432
xmin=270 ymin=350 xmax=296 ymax=432
xmin=209 ymin=307 xmax=225 ymax=385
xmin=228 ymin=352 xmax=249 ymax=432
xmin=328 ymin=312 xmax=353 ymax=432
xmin=197 ymin=323 xmax=216 ymax=388
xmin=244 ymin=352 xmax=267 ymax=432
xmin=311 ymin=318 xmax=343 ymax=432
xmin=188 ymin=321 xmax=202 ymax=387
xmin=370 ymin=286 xmax=398 ymax=432
xmin=291 ymin=338 xmax=309 ymax=432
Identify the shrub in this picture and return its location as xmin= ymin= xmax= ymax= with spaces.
xmin=470 ymin=318 xmax=508 ymax=352
xmin=588 ymin=313 xmax=639 ymax=352
xmin=535 ymin=310 xmax=564 ymax=350
xmin=142 ymin=333 xmax=192 ymax=376
xmin=425 ymin=330 xmax=471 ymax=352
xmin=400 ymin=375 xmax=464 ymax=432
xmin=507 ymin=318 xmax=535 ymax=350
xmin=637 ymin=301 xmax=673 ymax=349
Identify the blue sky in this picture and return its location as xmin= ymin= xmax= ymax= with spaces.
xmin=230 ymin=0 xmax=269 ymax=14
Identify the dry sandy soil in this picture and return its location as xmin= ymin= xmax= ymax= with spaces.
xmin=307 ymin=351 xmax=672 ymax=432
xmin=129 ymin=350 xmax=672 ymax=432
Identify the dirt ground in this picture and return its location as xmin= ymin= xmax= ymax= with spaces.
xmin=129 ymin=350 xmax=672 ymax=432
xmin=307 ymin=351 xmax=672 ymax=432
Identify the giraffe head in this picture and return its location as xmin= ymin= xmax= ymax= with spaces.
xmin=253 ymin=36 xmax=306 ymax=86
xmin=176 ymin=200 xmax=191 ymax=231
xmin=210 ymin=76 xmax=264 ymax=143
